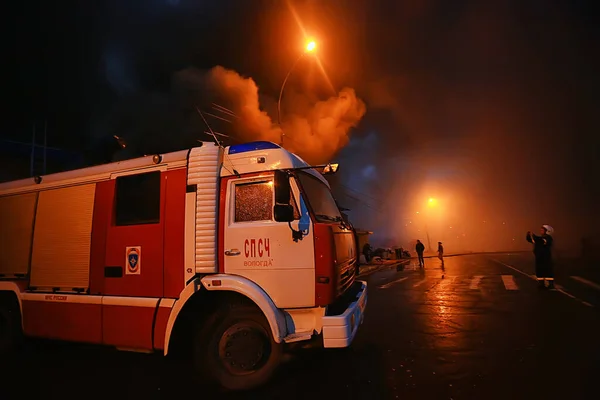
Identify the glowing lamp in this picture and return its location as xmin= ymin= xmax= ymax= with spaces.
xmin=322 ymin=163 xmax=339 ymax=174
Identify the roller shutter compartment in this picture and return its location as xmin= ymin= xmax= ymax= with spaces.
xmin=0 ymin=192 xmax=37 ymax=277
xmin=30 ymin=184 xmax=96 ymax=291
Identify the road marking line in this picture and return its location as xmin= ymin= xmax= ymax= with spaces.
xmin=501 ymin=275 xmax=519 ymax=290
xmin=413 ymin=279 xmax=427 ymax=288
xmin=582 ymin=301 xmax=593 ymax=307
xmin=492 ymin=259 xmax=535 ymax=280
xmin=571 ymin=276 xmax=600 ymax=291
xmin=379 ymin=277 xmax=408 ymax=289
xmin=469 ymin=275 xmax=483 ymax=289
xmin=554 ymin=284 xmax=576 ymax=298
xmin=491 ymin=259 xmax=594 ymax=308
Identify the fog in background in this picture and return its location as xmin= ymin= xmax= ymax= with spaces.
xmin=5 ymin=0 xmax=599 ymax=255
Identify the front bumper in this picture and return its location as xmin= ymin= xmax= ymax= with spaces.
xmin=321 ymin=280 xmax=368 ymax=348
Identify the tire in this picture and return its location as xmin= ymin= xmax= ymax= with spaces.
xmin=0 ymin=296 xmax=22 ymax=356
xmin=194 ymin=303 xmax=282 ymax=391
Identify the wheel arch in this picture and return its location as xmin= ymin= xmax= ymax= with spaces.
xmin=163 ymin=275 xmax=287 ymax=355
xmin=0 ymin=282 xmax=23 ymax=329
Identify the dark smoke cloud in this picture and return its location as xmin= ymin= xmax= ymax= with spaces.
xmin=325 ymin=0 xmax=599 ymax=255
xmin=99 ymin=66 xmax=365 ymax=165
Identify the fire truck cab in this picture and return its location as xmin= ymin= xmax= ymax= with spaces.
xmin=0 ymin=141 xmax=367 ymax=390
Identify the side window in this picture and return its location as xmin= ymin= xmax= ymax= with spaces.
xmin=115 ymin=171 xmax=161 ymax=226
xmin=234 ymin=181 xmax=274 ymax=222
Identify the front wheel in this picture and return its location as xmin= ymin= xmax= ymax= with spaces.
xmin=195 ymin=304 xmax=282 ymax=390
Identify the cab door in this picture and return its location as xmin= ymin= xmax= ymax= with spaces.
xmin=222 ymin=173 xmax=315 ymax=308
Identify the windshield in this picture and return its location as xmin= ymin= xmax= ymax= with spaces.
xmin=297 ymin=171 xmax=342 ymax=223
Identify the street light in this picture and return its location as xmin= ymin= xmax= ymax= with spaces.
xmin=278 ymin=39 xmax=317 ymax=145
xmin=422 ymin=198 xmax=437 ymax=251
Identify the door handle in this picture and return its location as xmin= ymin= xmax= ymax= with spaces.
xmin=225 ymin=249 xmax=241 ymax=256
xmin=104 ymin=266 xmax=123 ymax=278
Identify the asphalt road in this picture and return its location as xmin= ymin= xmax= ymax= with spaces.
xmin=2 ymin=253 xmax=600 ymax=399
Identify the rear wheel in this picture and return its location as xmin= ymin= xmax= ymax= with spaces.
xmin=0 ymin=296 xmax=22 ymax=356
xmin=195 ymin=304 xmax=282 ymax=390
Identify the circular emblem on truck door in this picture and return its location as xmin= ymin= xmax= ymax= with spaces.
xmin=125 ymin=246 xmax=141 ymax=275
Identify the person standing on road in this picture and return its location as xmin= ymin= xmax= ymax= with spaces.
xmin=415 ymin=240 xmax=425 ymax=268
xmin=362 ymin=242 xmax=372 ymax=263
xmin=394 ymin=247 xmax=402 ymax=260
xmin=438 ymin=242 xmax=444 ymax=267
xmin=526 ymin=225 xmax=554 ymax=289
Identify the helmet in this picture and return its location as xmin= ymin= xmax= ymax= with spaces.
xmin=542 ymin=225 xmax=554 ymax=234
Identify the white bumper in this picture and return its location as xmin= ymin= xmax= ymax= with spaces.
xmin=321 ymin=280 xmax=368 ymax=348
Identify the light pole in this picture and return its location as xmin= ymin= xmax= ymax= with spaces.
xmin=278 ymin=40 xmax=317 ymax=146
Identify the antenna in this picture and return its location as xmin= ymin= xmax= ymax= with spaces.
xmin=203 ymin=130 xmax=231 ymax=138
xmin=43 ymin=120 xmax=47 ymax=175
xmin=212 ymin=103 xmax=237 ymax=118
xmin=195 ymin=106 xmax=241 ymax=178
xmin=196 ymin=106 xmax=222 ymax=147
xmin=30 ymin=122 xmax=35 ymax=177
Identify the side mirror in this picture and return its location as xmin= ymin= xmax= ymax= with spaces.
xmin=274 ymin=204 xmax=295 ymax=222
xmin=322 ymin=163 xmax=339 ymax=175
xmin=274 ymin=170 xmax=293 ymax=222
xmin=274 ymin=170 xmax=291 ymax=204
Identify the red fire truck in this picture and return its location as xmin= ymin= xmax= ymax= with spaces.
xmin=0 ymin=141 xmax=367 ymax=390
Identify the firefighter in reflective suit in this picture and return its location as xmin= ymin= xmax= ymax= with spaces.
xmin=526 ymin=225 xmax=554 ymax=289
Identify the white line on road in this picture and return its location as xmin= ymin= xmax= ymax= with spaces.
xmin=379 ymin=277 xmax=408 ymax=289
xmin=491 ymin=259 xmax=594 ymax=308
xmin=554 ymin=284 xmax=575 ymax=298
xmin=469 ymin=275 xmax=483 ymax=290
xmin=413 ymin=279 xmax=427 ymax=288
xmin=501 ymin=275 xmax=519 ymax=290
xmin=571 ymin=276 xmax=600 ymax=291
xmin=492 ymin=259 xmax=536 ymax=280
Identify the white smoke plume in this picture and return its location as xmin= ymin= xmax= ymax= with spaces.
xmin=101 ymin=66 xmax=366 ymax=165
xmin=174 ymin=66 xmax=366 ymax=164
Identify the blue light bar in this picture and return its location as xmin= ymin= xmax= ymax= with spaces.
xmin=228 ymin=141 xmax=281 ymax=155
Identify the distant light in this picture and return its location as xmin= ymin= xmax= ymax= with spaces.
xmin=416 ymin=211 xmax=420 ymax=214
xmin=306 ymin=40 xmax=316 ymax=52
xmin=322 ymin=163 xmax=339 ymax=174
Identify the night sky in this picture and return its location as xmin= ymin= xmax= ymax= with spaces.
xmin=4 ymin=0 xmax=599 ymax=251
